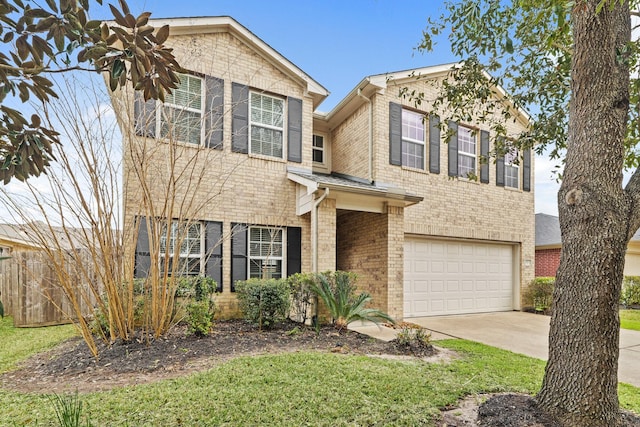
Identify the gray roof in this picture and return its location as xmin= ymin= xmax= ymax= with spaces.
xmin=536 ymin=213 xmax=640 ymax=247
xmin=287 ymin=169 xmax=423 ymax=203
xmin=0 ymin=222 xmax=89 ymax=251
xmin=535 ymin=213 xmax=561 ymax=247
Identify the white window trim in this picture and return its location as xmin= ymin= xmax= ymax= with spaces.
xmin=249 ymin=92 xmax=285 ymax=159
xmin=159 ymin=221 xmax=204 ymax=276
xmin=312 ymin=134 xmax=326 ymax=165
xmin=504 ymin=148 xmax=520 ymax=189
xmin=458 ymin=125 xmax=477 ymax=177
xmin=401 ymin=109 xmax=426 ymax=169
xmin=247 ymin=226 xmax=286 ymax=279
xmin=157 ymin=73 xmax=205 ymax=146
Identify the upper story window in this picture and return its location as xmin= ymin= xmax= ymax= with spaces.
xmin=160 ymin=73 xmax=203 ymax=145
xmin=248 ymin=226 xmax=283 ymax=279
xmin=457 ymin=125 xmax=476 ymax=178
xmin=505 ymin=148 xmax=520 ymax=189
xmin=159 ymin=221 xmax=203 ymax=276
xmin=250 ymin=92 xmax=284 ymax=158
xmin=312 ymin=134 xmax=324 ymax=164
xmin=401 ymin=109 xmax=425 ymax=169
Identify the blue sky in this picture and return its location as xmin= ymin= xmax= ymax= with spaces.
xmin=90 ymin=0 xmax=559 ymax=215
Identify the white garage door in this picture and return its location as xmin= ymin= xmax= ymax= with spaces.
xmin=404 ymin=237 xmax=514 ymax=317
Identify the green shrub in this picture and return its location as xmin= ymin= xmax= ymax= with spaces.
xmin=287 ymin=272 xmax=315 ymax=324
xmin=186 ymin=300 xmax=215 ymax=336
xmin=523 ymin=277 xmax=555 ymax=312
xmin=175 ymin=276 xmax=217 ymax=301
xmin=235 ymin=278 xmax=290 ymax=330
xmin=310 ymin=271 xmax=395 ymax=330
xmin=621 ymin=276 xmax=640 ymax=307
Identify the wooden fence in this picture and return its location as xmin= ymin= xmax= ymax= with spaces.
xmin=0 ymin=250 xmax=97 ymax=327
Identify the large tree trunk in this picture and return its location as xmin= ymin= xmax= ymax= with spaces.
xmin=536 ymin=1 xmax=631 ymax=426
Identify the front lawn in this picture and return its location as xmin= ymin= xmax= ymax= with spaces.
xmin=621 ymin=309 xmax=640 ymax=331
xmin=1 ymin=319 xmax=639 ymax=426
xmin=0 ymin=316 xmax=76 ymax=373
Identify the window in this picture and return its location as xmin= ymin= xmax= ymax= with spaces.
xmin=250 ymin=92 xmax=284 ymax=158
xmin=401 ymin=109 xmax=425 ymax=169
xmin=505 ymin=148 xmax=520 ymax=189
xmin=159 ymin=73 xmax=203 ymax=145
xmin=312 ymin=134 xmax=324 ymax=163
xmin=159 ymin=221 xmax=202 ymax=276
xmin=248 ymin=227 xmax=283 ymax=279
xmin=458 ymin=125 xmax=476 ymax=178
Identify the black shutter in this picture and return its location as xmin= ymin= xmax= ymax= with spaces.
xmin=231 ymin=223 xmax=248 ymax=291
xmin=496 ymin=154 xmax=505 ymax=187
xmin=523 ymin=148 xmax=532 ymax=192
xmin=287 ymin=97 xmax=302 ymax=162
xmin=133 ymin=91 xmax=156 ymax=137
xmin=286 ymin=227 xmax=302 ymax=277
xmin=389 ymin=102 xmax=402 ymax=166
xmin=429 ymin=115 xmax=440 ymax=174
xmin=448 ymin=120 xmax=459 ymax=177
xmin=205 ymin=221 xmax=223 ymax=292
xmin=135 ymin=216 xmax=151 ymax=278
xmin=231 ymin=83 xmax=249 ymax=153
xmin=205 ymin=76 xmax=224 ymax=149
xmin=480 ymin=130 xmax=490 ymax=184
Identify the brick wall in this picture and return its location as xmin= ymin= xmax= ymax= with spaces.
xmin=115 ymin=30 xmax=317 ymax=317
xmin=535 ymin=248 xmax=560 ymax=277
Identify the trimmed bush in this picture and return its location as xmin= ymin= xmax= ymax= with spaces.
xmin=235 ymin=278 xmax=290 ymax=330
xmin=186 ymin=300 xmax=215 ymax=336
xmin=287 ymin=272 xmax=315 ymax=324
xmin=621 ymin=276 xmax=640 ymax=307
xmin=523 ymin=277 xmax=555 ymax=313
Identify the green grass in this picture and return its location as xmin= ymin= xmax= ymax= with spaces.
xmin=0 ymin=316 xmax=77 ymax=373
xmin=621 ymin=309 xmax=640 ymax=331
xmin=1 ymin=320 xmax=639 ymax=426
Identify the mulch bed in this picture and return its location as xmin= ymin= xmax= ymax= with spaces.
xmin=3 ymin=319 xmax=639 ymax=426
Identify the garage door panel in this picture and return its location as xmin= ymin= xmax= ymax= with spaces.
xmin=404 ymin=237 xmax=514 ymax=317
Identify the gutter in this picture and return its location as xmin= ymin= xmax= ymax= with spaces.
xmin=311 ymin=187 xmax=329 ymax=273
xmin=357 ymin=88 xmax=374 ymax=183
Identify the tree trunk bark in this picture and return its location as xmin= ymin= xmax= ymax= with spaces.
xmin=536 ymin=1 xmax=631 ymax=426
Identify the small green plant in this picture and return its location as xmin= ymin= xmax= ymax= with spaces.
xmin=396 ymin=325 xmax=431 ymax=347
xmin=310 ymin=271 xmax=395 ymax=331
xmin=621 ymin=276 xmax=640 ymax=307
xmin=235 ymin=278 xmax=290 ymax=330
xmin=186 ymin=300 xmax=215 ymax=336
xmin=522 ymin=277 xmax=555 ymax=313
xmin=50 ymin=391 xmax=93 ymax=427
xmin=287 ymin=272 xmax=315 ymax=324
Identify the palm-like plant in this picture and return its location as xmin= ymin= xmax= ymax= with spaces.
xmin=311 ymin=271 xmax=395 ymax=331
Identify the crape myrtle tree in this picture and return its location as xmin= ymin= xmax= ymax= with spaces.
xmin=415 ymin=0 xmax=637 ymax=425
xmin=0 ymin=0 xmax=181 ymax=184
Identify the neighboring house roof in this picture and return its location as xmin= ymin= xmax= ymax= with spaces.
xmin=142 ymin=16 xmax=330 ymax=109
xmin=535 ymin=213 xmax=562 ymax=248
xmin=0 ymin=222 xmax=89 ymax=251
xmin=535 ymin=213 xmax=640 ymax=248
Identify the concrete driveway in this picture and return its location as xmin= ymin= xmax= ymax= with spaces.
xmin=408 ymin=311 xmax=640 ymax=388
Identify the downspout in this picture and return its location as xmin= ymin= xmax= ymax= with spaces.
xmin=312 ymin=187 xmax=330 ymax=273
xmin=357 ymin=88 xmax=374 ymax=183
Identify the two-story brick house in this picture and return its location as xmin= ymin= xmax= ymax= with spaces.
xmin=111 ymin=16 xmax=534 ymax=320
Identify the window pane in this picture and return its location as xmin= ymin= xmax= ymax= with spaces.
xmin=251 ymin=126 xmax=283 ymax=157
xmin=402 ymin=110 xmax=424 ymax=143
xmin=167 ymin=74 xmax=202 ymax=110
xmin=458 ymin=154 xmax=476 ymax=177
xmin=402 ymin=140 xmax=424 ymax=169
xmin=161 ymin=106 xmax=201 ymax=145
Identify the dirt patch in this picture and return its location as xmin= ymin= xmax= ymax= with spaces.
xmin=440 ymin=393 xmax=640 ymax=426
xmin=0 ymin=319 xmax=437 ymax=393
